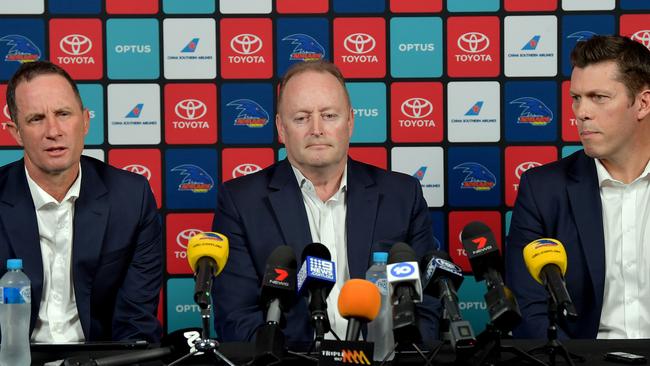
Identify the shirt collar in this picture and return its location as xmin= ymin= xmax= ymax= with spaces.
xmin=26 ymin=164 xmax=82 ymax=209
xmin=595 ymin=158 xmax=650 ymax=187
xmin=291 ymin=164 xmax=348 ymax=197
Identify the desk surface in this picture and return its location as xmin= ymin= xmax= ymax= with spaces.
xmin=31 ymin=338 xmax=650 ymax=366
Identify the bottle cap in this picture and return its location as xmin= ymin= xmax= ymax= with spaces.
xmin=7 ymin=258 xmax=22 ymax=270
xmin=373 ymin=252 xmax=388 ymax=263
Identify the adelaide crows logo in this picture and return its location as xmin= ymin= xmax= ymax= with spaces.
xmin=282 ymin=34 xmax=325 ymax=61
xmin=566 ymin=31 xmax=597 ymax=43
xmin=171 ymin=164 xmax=214 ymax=193
xmin=0 ymin=35 xmax=41 ymax=63
xmin=226 ymin=99 xmax=269 ymax=128
xmin=510 ymin=97 xmax=553 ymax=126
xmin=453 ymin=162 xmax=496 ymax=191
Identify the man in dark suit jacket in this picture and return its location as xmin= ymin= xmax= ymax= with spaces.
xmin=0 ymin=61 xmax=162 ymax=342
xmin=506 ymin=35 xmax=650 ymax=339
xmin=213 ymin=60 xmax=440 ymax=346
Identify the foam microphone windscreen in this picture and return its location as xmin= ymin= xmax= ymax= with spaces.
xmin=388 ymin=242 xmax=417 ymax=264
xmin=337 ymin=279 xmax=381 ymax=322
xmin=301 ymin=242 xmax=331 ymax=262
xmin=186 ymin=232 xmax=229 ymax=275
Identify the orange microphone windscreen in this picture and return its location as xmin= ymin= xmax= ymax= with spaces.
xmin=337 ymin=279 xmax=381 ymax=322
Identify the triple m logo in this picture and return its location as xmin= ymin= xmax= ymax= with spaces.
xmin=229 ymin=34 xmax=264 ymax=63
xmin=58 ymin=34 xmax=95 ymax=64
xmin=341 ymin=33 xmax=378 ymax=63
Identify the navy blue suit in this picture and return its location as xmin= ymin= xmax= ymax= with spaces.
xmin=212 ymin=158 xmax=440 ymax=347
xmin=0 ymin=156 xmax=163 ymax=342
xmin=506 ymin=150 xmax=604 ymax=339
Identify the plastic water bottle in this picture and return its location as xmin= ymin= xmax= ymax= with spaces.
xmin=0 ymin=259 xmax=31 ymax=366
xmin=365 ymin=252 xmax=394 ymax=361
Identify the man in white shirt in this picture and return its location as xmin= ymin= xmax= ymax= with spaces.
xmin=0 ymin=61 xmax=162 ymax=342
xmin=506 ymin=35 xmax=650 ymax=339
xmin=212 ymin=60 xmax=440 ymax=347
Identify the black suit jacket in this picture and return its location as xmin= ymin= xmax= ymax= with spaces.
xmin=506 ymin=150 xmax=605 ymax=339
xmin=212 ymin=158 xmax=440 ymax=346
xmin=0 ymin=156 xmax=163 ymax=342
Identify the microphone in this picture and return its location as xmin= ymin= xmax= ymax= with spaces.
xmin=63 ymin=328 xmax=205 ymax=366
xmin=252 ymin=246 xmax=297 ymax=366
xmin=386 ymin=242 xmax=422 ymax=343
xmin=421 ymin=251 xmax=476 ymax=351
xmin=260 ymin=245 xmax=297 ymax=324
xmin=297 ymin=243 xmax=336 ymax=340
xmin=461 ymin=221 xmax=521 ymax=332
xmin=337 ymin=279 xmax=381 ymax=341
xmin=187 ymin=232 xmax=229 ymax=309
xmin=523 ymin=238 xmax=578 ymax=319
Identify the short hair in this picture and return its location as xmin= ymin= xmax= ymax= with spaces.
xmin=571 ymin=35 xmax=650 ymax=99
xmin=277 ymin=60 xmax=351 ymax=110
xmin=6 ymin=60 xmax=83 ymax=124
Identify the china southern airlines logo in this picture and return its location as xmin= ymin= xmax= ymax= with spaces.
xmin=0 ymin=35 xmax=41 ymax=63
xmin=226 ymin=99 xmax=269 ymax=128
xmin=510 ymin=97 xmax=553 ymax=126
xmin=282 ymin=34 xmax=325 ymax=61
xmin=181 ymin=38 xmax=199 ymax=53
xmin=125 ymin=103 xmax=144 ymax=118
xmin=412 ymin=166 xmax=427 ymax=181
xmin=521 ymin=35 xmax=541 ymax=50
xmin=567 ymin=31 xmax=596 ymax=43
xmin=465 ymin=101 xmax=484 ymax=116
xmin=453 ymin=162 xmax=496 ymax=191
xmin=171 ymin=164 xmax=214 ymax=193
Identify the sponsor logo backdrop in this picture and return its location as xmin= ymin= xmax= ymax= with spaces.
xmin=0 ymin=0 xmax=645 ymax=336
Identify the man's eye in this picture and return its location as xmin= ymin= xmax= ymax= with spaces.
xmin=323 ymin=113 xmax=337 ymax=120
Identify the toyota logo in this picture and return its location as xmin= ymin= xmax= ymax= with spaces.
xmin=122 ymin=164 xmax=152 ymax=180
xmin=401 ymin=98 xmax=433 ymax=119
xmin=60 ymin=34 xmax=92 ymax=56
xmin=232 ymin=163 xmax=262 ymax=178
xmin=631 ymin=30 xmax=650 ymax=49
xmin=231 ymin=34 xmax=263 ymax=55
xmin=343 ymin=33 xmax=376 ymax=54
xmin=458 ymin=32 xmax=489 ymax=53
xmin=2 ymin=105 xmax=9 ymax=120
xmin=176 ymin=229 xmax=203 ymax=249
xmin=175 ymin=99 xmax=207 ymax=120
xmin=515 ymin=162 xmax=541 ymax=179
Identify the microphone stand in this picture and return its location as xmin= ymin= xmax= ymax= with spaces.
xmin=527 ymin=301 xmax=584 ymax=366
xmin=168 ymin=306 xmax=237 ymax=366
xmin=468 ymin=323 xmax=547 ymax=366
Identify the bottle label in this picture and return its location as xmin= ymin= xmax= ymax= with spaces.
xmin=0 ymin=286 xmax=31 ymax=304
xmin=376 ymin=278 xmax=388 ymax=296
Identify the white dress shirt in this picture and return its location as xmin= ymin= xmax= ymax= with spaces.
xmin=26 ymin=167 xmax=86 ymax=342
xmin=596 ymin=158 xmax=650 ymax=339
xmin=292 ymin=165 xmax=350 ymax=340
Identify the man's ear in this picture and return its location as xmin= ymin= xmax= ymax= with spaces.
xmin=276 ymin=114 xmax=285 ymax=144
xmin=636 ymin=89 xmax=650 ymax=121
xmin=6 ymin=121 xmax=24 ymax=146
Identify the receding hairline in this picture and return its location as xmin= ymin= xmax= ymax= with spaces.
xmin=277 ymin=61 xmax=351 ymax=111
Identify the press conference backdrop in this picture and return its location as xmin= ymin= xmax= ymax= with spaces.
xmin=0 ymin=0 xmax=648 ymax=337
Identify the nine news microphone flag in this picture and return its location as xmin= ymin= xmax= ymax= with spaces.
xmin=297 ymin=243 xmax=336 ymax=341
xmin=523 ymin=238 xmax=578 ymax=318
xmin=186 ymin=232 xmax=229 ymax=309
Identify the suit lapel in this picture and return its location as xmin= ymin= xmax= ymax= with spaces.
xmin=71 ymin=158 xmax=109 ymax=338
xmin=0 ymin=160 xmax=44 ymax=331
xmin=267 ymin=160 xmax=312 ymax=258
xmin=566 ymin=152 xmax=605 ymax=313
xmin=346 ymin=160 xmax=379 ymax=279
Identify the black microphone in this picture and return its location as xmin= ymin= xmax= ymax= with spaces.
xmin=251 ymin=245 xmax=297 ymax=366
xmin=461 ymin=221 xmax=521 ymax=332
xmin=260 ymin=245 xmax=298 ymax=324
xmin=421 ymin=251 xmax=476 ymax=351
xmin=63 ymin=328 xmax=204 ymax=366
xmin=386 ymin=242 xmax=422 ymax=343
xmin=296 ymin=243 xmax=336 ymax=340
